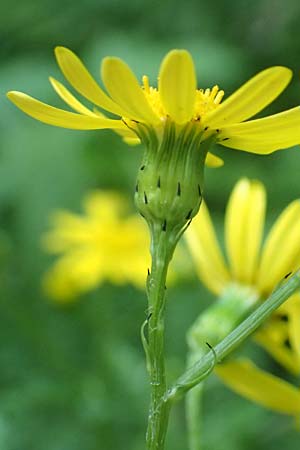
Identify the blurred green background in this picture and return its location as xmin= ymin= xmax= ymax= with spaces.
xmin=1 ymin=0 xmax=300 ymax=449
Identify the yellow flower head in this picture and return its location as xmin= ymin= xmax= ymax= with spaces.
xmin=186 ymin=178 xmax=300 ymax=417
xmin=7 ymin=47 xmax=300 ymax=160
xmin=8 ymin=48 xmax=300 ymax=237
xmin=186 ymin=177 xmax=300 ymax=305
xmin=42 ymin=191 xmax=150 ymax=301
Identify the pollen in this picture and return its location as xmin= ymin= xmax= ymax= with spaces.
xmin=194 ymin=85 xmax=224 ymax=119
xmin=143 ymin=75 xmax=167 ymax=120
xmin=142 ymin=75 xmax=224 ymax=123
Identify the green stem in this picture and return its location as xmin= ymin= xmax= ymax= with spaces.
xmin=186 ymin=383 xmax=204 ymax=450
xmin=185 ymin=285 xmax=258 ymax=450
xmin=166 ymin=269 xmax=300 ymax=402
xmin=145 ymin=224 xmax=175 ymax=450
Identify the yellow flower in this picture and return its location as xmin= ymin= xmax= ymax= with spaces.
xmin=186 ymin=178 xmax=300 ymax=416
xmin=42 ymin=191 xmax=150 ymax=301
xmin=7 ymin=47 xmax=300 ymax=165
xmin=9 ymin=48 xmax=300 ymax=236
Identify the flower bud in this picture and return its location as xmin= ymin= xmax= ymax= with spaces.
xmin=135 ymin=120 xmax=216 ymax=236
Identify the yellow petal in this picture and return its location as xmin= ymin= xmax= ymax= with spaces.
xmin=82 ymin=190 xmax=127 ymax=221
xmin=205 ymin=66 xmax=292 ymax=128
xmin=114 ymin=126 xmax=138 ymax=138
xmin=113 ymin=127 xmax=141 ymax=146
xmin=257 ymin=200 xmax=300 ymax=294
xmin=255 ymin=323 xmax=300 ymax=376
xmin=205 ymin=152 xmax=224 ymax=168
xmin=43 ymin=249 xmax=105 ymax=301
xmin=7 ymin=92 xmax=126 ymax=130
xmin=225 ymin=179 xmax=266 ymax=284
xmin=286 ymin=294 xmax=300 ymax=361
xmin=42 ymin=265 xmax=79 ymax=302
xmin=123 ymin=137 xmax=141 ymax=146
xmin=218 ymin=107 xmax=300 ymax=154
xmin=185 ymin=202 xmax=230 ymax=295
xmin=216 ymin=358 xmax=300 ymax=415
xmin=55 ymin=46 xmax=127 ymax=117
xmin=42 ymin=211 xmax=93 ymax=253
xmin=49 ymin=77 xmax=98 ymax=116
xmin=159 ymin=49 xmax=196 ymax=124
xmin=101 ymin=57 xmax=159 ymax=123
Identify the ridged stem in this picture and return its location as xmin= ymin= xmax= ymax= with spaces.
xmin=145 ymin=224 xmax=175 ymax=450
xmin=186 ymin=349 xmax=206 ymax=450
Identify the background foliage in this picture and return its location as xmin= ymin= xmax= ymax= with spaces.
xmin=1 ymin=0 xmax=300 ymax=449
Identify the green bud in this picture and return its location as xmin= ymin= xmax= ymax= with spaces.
xmin=134 ymin=119 xmax=216 ymax=236
xmin=188 ymin=283 xmax=259 ymax=354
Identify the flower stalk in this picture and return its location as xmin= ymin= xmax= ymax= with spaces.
xmin=134 ymin=116 xmax=214 ymax=449
xmin=145 ymin=224 xmax=174 ymax=450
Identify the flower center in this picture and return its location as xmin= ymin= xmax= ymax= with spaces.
xmin=194 ymin=86 xmax=224 ymax=119
xmin=142 ymin=75 xmax=224 ymax=122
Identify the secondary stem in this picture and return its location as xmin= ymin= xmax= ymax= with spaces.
xmin=166 ymin=269 xmax=300 ymax=402
xmin=186 ymin=349 xmax=205 ymax=450
xmin=185 ymin=285 xmax=259 ymax=450
xmin=186 ymin=383 xmax=204 ymax=450
xmin=145 ymin=224 xmax=174 ymax=450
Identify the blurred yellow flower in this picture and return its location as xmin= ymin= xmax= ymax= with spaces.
xmin=42 ymin=191 xmax=150 ymax=301
xmin=7 ymin=47 xmax=300 ymax=168
xmin=186 ymin=178 xmax=300 ymax=416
